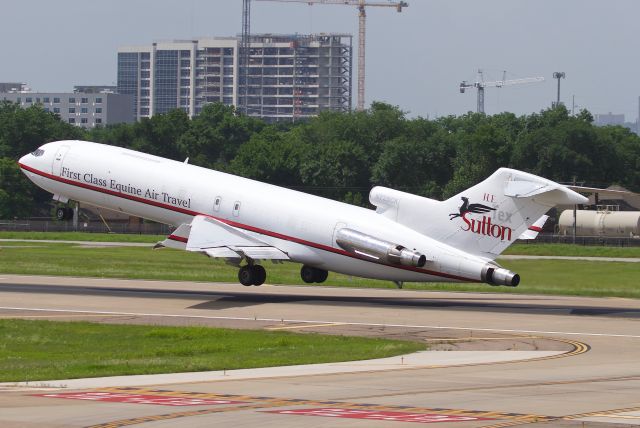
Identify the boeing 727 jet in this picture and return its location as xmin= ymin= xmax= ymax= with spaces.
xmin=19 ymin=140 xmax=587 ymax=287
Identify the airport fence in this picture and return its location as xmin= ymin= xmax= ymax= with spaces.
xmin=520 ymin=233 xmax=640 ymax=247
xmin=0 ymin=219 xmax=171 ymax=235
xmin=1 ymin=220 xmax=639 ymax=246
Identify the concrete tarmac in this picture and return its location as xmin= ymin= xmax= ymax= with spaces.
xmin=0 ymin=275 xmax=639 ymax=427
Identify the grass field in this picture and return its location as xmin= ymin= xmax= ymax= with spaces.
xmin=0 ymin=240 xmax=639 ymax=298
xmin=0 ymin=231 xmax=164 ymax=243
xmin=504 ymin=243 xmax=640 ymax=258
xmin=2 ymin=231 xmax=639 ymax=257
xmin=0 ymin=319 xmax=423 ymax=382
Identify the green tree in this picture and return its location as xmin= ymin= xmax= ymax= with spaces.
xmin=0 ymin=158 xmax=37 ymax=218
xmin=178 ymin=103 xmax=264 ymax=169
xmin=371 ymin=133 xmax=454 ymax=199
xmin=229 ymin=127 xmax=308 ymax=187
xmin=443 ymin=122 xmax=513 ymax=197
xmin=128 ymin=109 xmax=190 ymax=160
xmin=299 ymin=139 xmax=370 ymax=202
xmin=0 ymin=102 xmax=83 ymax=159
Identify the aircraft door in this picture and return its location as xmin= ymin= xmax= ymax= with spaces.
xmin=52 ymin=145 xmax=70 ymax=176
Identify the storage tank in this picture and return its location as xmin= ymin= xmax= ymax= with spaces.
xmin=558 ymin=209 xmax=640 ymax=237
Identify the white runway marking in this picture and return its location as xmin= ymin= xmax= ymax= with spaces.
xmin=1 ymin=306 xmax=639 ymax=339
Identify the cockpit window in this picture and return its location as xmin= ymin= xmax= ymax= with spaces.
xmin=31 ymin=149 xmax=45 ymax=157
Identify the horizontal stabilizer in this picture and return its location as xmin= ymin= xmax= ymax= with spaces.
xmin=518 ymin=215 xmax=548 ymax=240
xmin=154 ymin=223 xmax=191 ymax=250
xmin=504 ymin=180 xmax=588 ymax=206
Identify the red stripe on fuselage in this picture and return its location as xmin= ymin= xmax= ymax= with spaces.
xmin=18 ymin=162 xmax=477 ymax=282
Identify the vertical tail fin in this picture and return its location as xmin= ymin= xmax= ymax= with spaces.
xmin=370 ymin=168 xmax=588 ymax=259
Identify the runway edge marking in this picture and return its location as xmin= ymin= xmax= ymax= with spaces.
xmin=479 ymin=405 xmax=640 ymax=428
xmin=1 ymin=306 xmax=636 ymax=339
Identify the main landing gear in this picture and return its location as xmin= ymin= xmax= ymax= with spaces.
xmin=300 ymin=265 xmax=328 ymax=284
xmin=236 ymin=263 xmax=328 ymax=287
xmin=238 ymin=264 xmax=266 ymax=286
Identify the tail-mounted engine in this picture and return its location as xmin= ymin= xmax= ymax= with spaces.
xmin=336 ymin=228 xmax=427 ymax=268
xmin=482 ymin=264 xmax=520 ymax=287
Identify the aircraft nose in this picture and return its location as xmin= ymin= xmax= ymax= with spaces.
xmin=18 ymin=153 xmax=31 ymax=168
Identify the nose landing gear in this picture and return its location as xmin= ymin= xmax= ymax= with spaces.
xmin=55 ymin=207 xmax=74 ymax=221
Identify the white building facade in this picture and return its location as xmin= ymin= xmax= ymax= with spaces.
xmin=118 ymin=34 xmax=352 ymax=123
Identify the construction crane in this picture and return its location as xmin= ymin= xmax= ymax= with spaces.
xmin=253 ymin=0 xmax=408 ymax=111
xmin=241 ymin=0 xmax=251 ymax=115
xmin=460 ymin=70 xmax=545 ymax=114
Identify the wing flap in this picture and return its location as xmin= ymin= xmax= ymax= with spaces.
xmin=187 ymin=215 xmax=289 ymax=261
xmin=186 ymin=215 xmax=263 ymax=250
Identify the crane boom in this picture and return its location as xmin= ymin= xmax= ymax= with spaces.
xmin=484 ymin=77 xmax=545 ymax=88
xmin=255 ymin=0 xmax=408 ymax=111
xmin=460 ymin=70 xmax=544 ymax=114
xmin=259 ymin=0 xmax=407 ymax=9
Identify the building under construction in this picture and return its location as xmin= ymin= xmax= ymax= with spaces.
xmin=242 ymin=34 xmax=352 ymax=122
xmin=117 ymin=33 xmax=352 ymax=123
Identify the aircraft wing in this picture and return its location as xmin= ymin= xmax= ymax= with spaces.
xmin=155 ymin=215 xmax=290 ymax=261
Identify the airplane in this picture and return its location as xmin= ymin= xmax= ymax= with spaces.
xmin=19 ymin=140 xmax=588 ymax=288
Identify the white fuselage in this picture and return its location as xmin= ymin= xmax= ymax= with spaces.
xmin=19 ymin=140 xmax=491 ymax=283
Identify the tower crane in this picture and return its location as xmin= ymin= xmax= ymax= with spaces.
xmin=460 ymin=70 xmax=545 ymax=114
xmin=253 ymin=0 xmax=409 ymax=111
xmin=241 ymin=0 xmax=251 ymax=115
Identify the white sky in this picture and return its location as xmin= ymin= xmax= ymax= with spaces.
xmin=1 ymin=0 xmax=638 ymax=120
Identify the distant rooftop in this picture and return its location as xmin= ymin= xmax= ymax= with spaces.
xmin=74 ymin=85 xmax=117 ymax=94
xmin=0 ymin=82 xmax=28 ymax=93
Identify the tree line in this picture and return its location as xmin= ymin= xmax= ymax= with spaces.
xmin=1 ymin=100 xmax=639 ymax=219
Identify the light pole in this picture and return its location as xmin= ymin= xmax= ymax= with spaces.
xmin=553 ymin=72 xmax=565 ymax=107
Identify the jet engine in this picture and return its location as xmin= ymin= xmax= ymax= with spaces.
xmin=336 ymin=228 xmax=427 ymax=268
xmin=481 ymin=264 xmax=520 ymax=287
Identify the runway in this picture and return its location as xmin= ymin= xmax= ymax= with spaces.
xmin=0 ymin=275 xmax=639 ymax=427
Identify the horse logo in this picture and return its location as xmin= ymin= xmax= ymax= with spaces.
xmin=449 ymin=197 xmax=496 ymax=220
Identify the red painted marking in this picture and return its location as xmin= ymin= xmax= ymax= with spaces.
xmin=32 ymin=392 xmax=244 ymax=406
xmin=266 ymin=408 xmax=493 ymax=423
xmin=483 ymin=193 xmax=495 ymax=203
xmin=168 ymin=234 xmax=188 ymax=243
xmin=18 ymin=162 xmax=477 ymax=282
xmin=528 ymin=225 xmax=543 ymax=232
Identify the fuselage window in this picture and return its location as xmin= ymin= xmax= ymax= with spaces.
xmin=213 ymin=196 xmax=221 ymax=212
xmin=233 ymin=201 xmax=241 ymax=217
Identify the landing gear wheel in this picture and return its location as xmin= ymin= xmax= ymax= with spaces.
xmin=56 ymin=207 xmax=66 ymax=221
xmin=55 ymin=207 xmax=74 ymax=221
xmin=300 ymin=265 xmax=328 ymax=283
xmin=252 ymin=265 xmax=266 ymax=286
xmin=300 ymin=265 xmax=317 ymax=283
xmin=314 ymin=269 xmax=328 ymax=283
xmin=238 ymin=266 xmax=254 ymax=286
